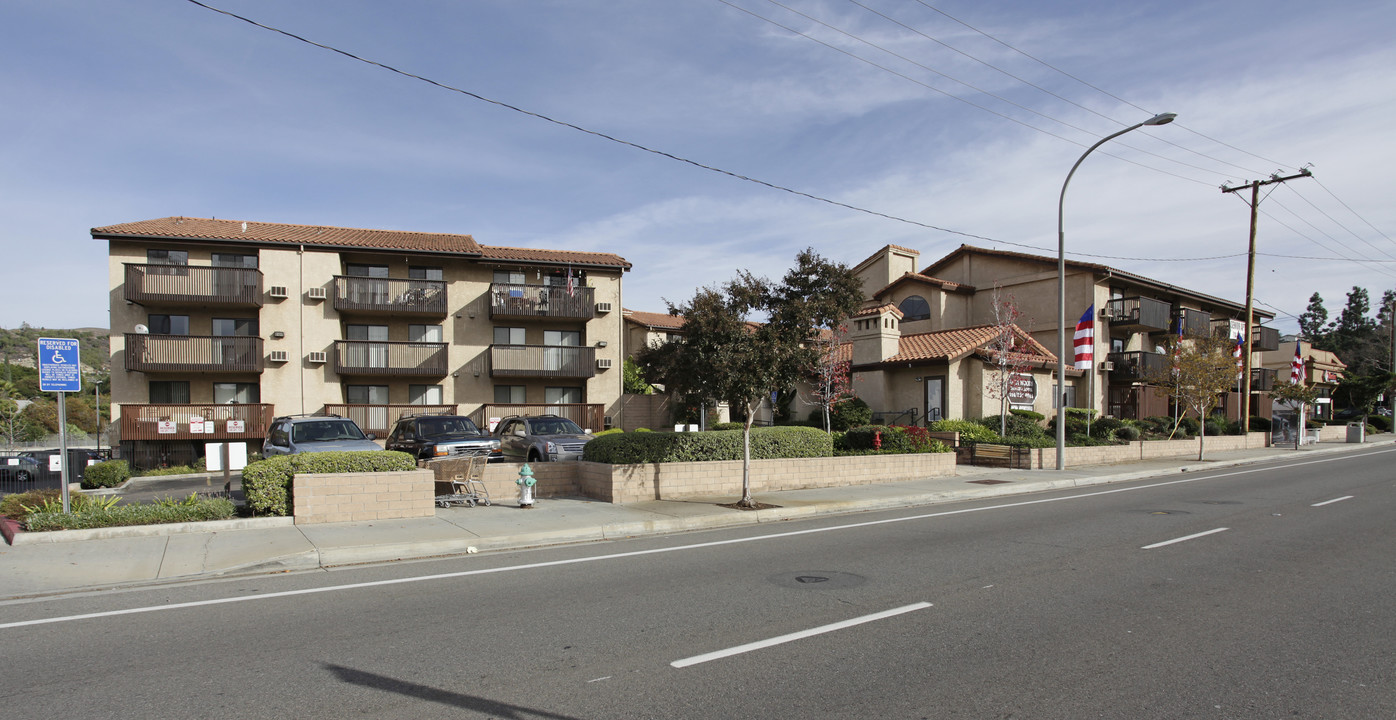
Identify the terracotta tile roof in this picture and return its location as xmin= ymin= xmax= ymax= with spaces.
xmin=92 ymin=216 xmax=482 ymax=254
xmin=852 ymin=303 xmax=903 ymax=319
xmin=871 ymin=272 xmax=975 ymax=299
xmin=877 ymin=323 xmax=1057 ymax=365
xmin=480 ymin=245 xmax=631 ymax=270
xmin=624 ymin=309 xmax=686 ymax=330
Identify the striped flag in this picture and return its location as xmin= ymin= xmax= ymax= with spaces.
xmin=566 ymin=266 xmax=575 ymax=298
xmin=1233 ymin=333 xmax=1244 ymax=380
xmin=1290 ymin=346 xmax=1304 ymax=384
xmin=1171 ymin=321 xmax=1183 ymax=377
xmin=1073 ymin=305 xmax=1094 ymax=370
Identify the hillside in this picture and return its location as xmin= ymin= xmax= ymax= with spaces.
xmin=0 ymin=325 xmax=110 ymax=377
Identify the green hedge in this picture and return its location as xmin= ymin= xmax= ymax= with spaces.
xmin=1368 ymin=415 xmax=1392 ymax=433
xmin=929 ymin=419 xmax=1001 ymax=444
xmin=82 ymin=459 xmax=131 ymax=489
xmin=581 ymin=426 xmax=832 ymax=464
xmin=840 ymin=425 xmax=915 ymax=453
xmin=242 ymin=451 xmax=417 ymax=516
xmin=25 ymin=497 xmax=236 ymax=532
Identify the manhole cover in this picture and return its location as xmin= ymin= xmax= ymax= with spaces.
xmin=768 ymin=571 xmax=867 ymax=590
xmin=968 ymin=479 xmax=1012 ymax=485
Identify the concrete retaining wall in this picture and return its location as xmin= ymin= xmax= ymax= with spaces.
xmin=1029 ymin=432 xmax=1269 ymax=469
xmin=293 ymin=469 xmax=435 ymax=525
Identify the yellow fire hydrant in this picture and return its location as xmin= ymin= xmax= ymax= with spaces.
xmin=516 ymin=463 xmax=536 ymax=508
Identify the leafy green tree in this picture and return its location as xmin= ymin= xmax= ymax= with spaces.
xmin=622 ymin=358 xmax=654 ymax=395
xmin=1269 ymin=381 xmax=1321 ymax=450
xmin=637 ymin=249 xmax=861 ymax=507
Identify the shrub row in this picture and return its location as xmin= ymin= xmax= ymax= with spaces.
xmin=837 ymin=425 xmax=950 ymax=454
xmin=242 ymin=451 xmax=417 ymax=516
xmin=24 ymin=496 xmax=237 ymax=532
xmin=582 ymin=426 xmax=833 ymax=464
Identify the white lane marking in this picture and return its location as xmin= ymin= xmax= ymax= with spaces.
xmin=4 ymin=448 xmax=1389 ymax=631
xmin=1141 ymin=527 xmax=1229 ymax=549
xmin=670 ymin=602 xmax=932 ymax=669
xmin=1311 ymin=495 xmax=1354 ymax=507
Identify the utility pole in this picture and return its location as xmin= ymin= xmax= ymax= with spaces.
xmin=1222 ymin=168 xmax=1313 ymax=433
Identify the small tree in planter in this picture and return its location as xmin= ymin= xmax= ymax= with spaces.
xmin=1268 ymin=381 xmax=1321 ymax=450
xmin=809 ymin=324 xmax=854 ymax=433
xmin=982 ymin=287 xmax=1033 ymax=437
xmin=1145 ymin=332 xmax=1239 ymax=461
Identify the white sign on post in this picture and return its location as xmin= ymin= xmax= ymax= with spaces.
xmin=190 ymin=416 xmax=205 ymax=434
xmin=205 ymin=442 xmax=249 ymax=472
xmin=49 ymin=455 xmax=62 ymax=472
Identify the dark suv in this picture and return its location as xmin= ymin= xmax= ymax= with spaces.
xmin=385 ymin=414 xmax=502 ymax=462
xmin=262 ymin=415 xmax=382 ymax=457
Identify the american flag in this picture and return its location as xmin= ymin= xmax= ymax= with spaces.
xmin=1290 ymin=345 xmax=1304 ymax=384
xmin=1073 ymin=305 xmax=1094 ymax=370
xmin=1171 ymin=321 xmax=1183 ymax=376
xmin=566 ymin=267 xmax=575 ymax=298
xmin=1233 ymin=333 xmax=1244 ymax=380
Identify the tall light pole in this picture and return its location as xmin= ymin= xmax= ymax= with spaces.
xmin=1056 ymin=112 xmax=1176 ymax=470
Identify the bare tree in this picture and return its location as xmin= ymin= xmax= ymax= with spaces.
xmin=1145 ymin=333 xmax=1240 ymax=460
xmin=984 ymin=287 xmax=1032 ymax=436
xmin=809 ymin=324 xmax=854 ymax=433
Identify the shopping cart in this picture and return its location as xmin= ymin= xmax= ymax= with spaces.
xmin=429 ymin=454 xmax=491 ymax=508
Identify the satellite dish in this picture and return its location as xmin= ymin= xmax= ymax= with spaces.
xmin=134 ymin=324 xmax=149 ymax=334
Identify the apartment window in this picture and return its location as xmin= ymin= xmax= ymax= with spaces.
xmin=897 ymin=295 xmax=931 ymax=322
xmin=346 ymin=385 xmax=389 ymax=405
xmin=543 ymin=269 xmax=586 ymax=287
xmin=545 ymin=387 xmax=582 ymax=404
xmin=409 ymin=266 xmax=443 ymax=281
xmin=147 ymin=314 xmax=189 ymax=335
xmin=409 ymin=324 xmax=442 ymax=343
xmin=493 ymin=327 xmax=526 ymax=345
xmin=544 ymin=330 xmax=580 ymax=372
xmin=212 ymin=253 xmax=258 ymax=269
xmin=345 ymin=264 xmax=389 ymax=277
xmin=146 ymin=249 xmax=188 ymax=265
xmin=409 ymin=384 xmax=443 ymax=405
xmin=212 ymin=318 xmax=259 ymax=336
xmin=346 ymin=324 xmax=389 ymax=341
xmin=494 ymin=385 xmax=526 ymax=403
xmin=213 ymin=382 xmax=260 ymax=404
xmin=149 ymin=381 xmax=190 ymax=404
xmin=493 ymin=270 xmax=525 ymax=285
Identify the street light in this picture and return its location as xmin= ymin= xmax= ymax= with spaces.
xmin=1056 ymin=112 xmax=1176 ymax=470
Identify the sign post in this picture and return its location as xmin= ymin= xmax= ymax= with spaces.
xmin=38 ymin=338 xmax=82 ymax=514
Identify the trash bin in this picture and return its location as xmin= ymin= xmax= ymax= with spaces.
xmin=1346 ymin=422 xmax=1365 ymax=443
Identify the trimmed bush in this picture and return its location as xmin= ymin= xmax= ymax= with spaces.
xmin=241 ymin=451 xmax=417 ymax=516
xmin=710 ymin=422 xmax=744 ymax=431
xmin=1177 ymin=417 xmax=1200 ymax=436
xmin=25 ymin=496 xmax=236 ymax=532
xmin=582 ymin=426 xmax=832 ymax=464
xmin=1047 ymin=414 xmax=1088 ymax=438
xmin=1367 ymin=415 xmax=1392 ymax=433
xmin=591 ymin=428 xmax=624 ymax=438
xmin=1090 ymin=417 xmax=1123 ymax=440
xmin=82 ymin=459 xmax=131 ymax=489
xmin=999 ymin=434 xmax=1056 ymax=449
xmin=1248 ymin=416 xmax=1272 ymax=432
xmin=841 ymin=425 xmax=914 ymax=453
xmin=928 ymin=419 xmax=1001 ymax=444
xmin=980 ymin=414 xmax=1046 ymax=439
xmin=1115 ymin=424 xmax=1141 ymax=441
xmin=1009 ymin=408 xmax=1045 ymax=422
xmin=828 ymin=397 xmax=872 ymax=431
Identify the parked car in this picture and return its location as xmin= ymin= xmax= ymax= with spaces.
xmin=493 ymin=415 xmax=594 ymax=462
xmin=0 ymin=454 xmax=42 ymax=483
xmin=262 ymin=415 xmax=382 ymax=456
xmin=385 ymin=414 xmax=502 ymax=462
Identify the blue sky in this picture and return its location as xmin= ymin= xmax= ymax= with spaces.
xmin=3 ymin=0 xmax=1394 ymax=334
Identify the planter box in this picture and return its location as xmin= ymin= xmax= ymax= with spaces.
xmin=292 ymin=469 xmax=435 ymax=524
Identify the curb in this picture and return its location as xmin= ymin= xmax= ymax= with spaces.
xmin=7 ymin=516 xmax=295 ymax=546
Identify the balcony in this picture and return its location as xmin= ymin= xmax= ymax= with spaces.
xmin=125 ymin=334 xmax=264 ymax=374
xmin=490 ymin=284 xmax=595 ymax=321
xmin=470 ymin=403 xmax=605 ymax=434
xmin=322 ymin=404 xmax=457 ymax=437
xmin=1101 ymin=297 xmax=1170 ymax=332
xmin=1173 ymin=308 xmax=1212 ymax=337
xmin=1251 ymin=367 xmax=1277 ymax=392
xmin=490 ymin=345 xmax=597 ymax=379
xmin=1106 ymin=385 xmax=1171 ymax=420
xmin=333 ymin=340 xmax=449 ymax=377
xmin=1106 ymin=350 xmax=1170 ymax=381
xmin=1251 ymin=325 xmax=1280 ymax=351
xmin=123 ymin=264 xmax=263 ymax=308
xmin=332 ymin=276 xmax=447 ymax=317
xmin=119 ymin=403 xmax=275 ymax=441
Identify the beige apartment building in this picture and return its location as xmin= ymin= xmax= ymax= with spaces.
xmin=96 ymin=216 xmax=630 ymax=467
xmin=848 ymin=244 xmax=1279 ymax=424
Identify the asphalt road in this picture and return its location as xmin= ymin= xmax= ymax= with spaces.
xmin=1 ymin=448 xmax=1392 ymax=719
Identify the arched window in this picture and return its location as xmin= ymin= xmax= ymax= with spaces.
xmin=898 ymin=295 xmax=930 ymax=321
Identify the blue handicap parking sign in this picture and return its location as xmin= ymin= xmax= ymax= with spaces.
xmin=38 ymin=337 xmax=82 ymax=392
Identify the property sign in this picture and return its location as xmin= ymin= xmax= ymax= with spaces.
xmin=37 ymin=338 xmax=82 ymax=392
xmin=190 ymin=416 xmax=205 ymax=434
xmin=158 ymin=420 xmax=177 ymax=434
xmin=1007 ymin=373 xmax=1038 ymax=404
xmin=227 ymin=420 xmax=245 ymax=433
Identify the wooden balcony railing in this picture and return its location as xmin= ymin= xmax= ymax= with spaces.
xmin=124 ymin=264 xmax=263 ymax=308
xmin=489 ymin=284 xmax=595 ymax=321
xmin=1101 ymin=296 xmax=1171 ymax=332
xmin=119 ymin=403 xmax=275 ymax=441
xmin=1251 ymin=367 xmax=1277 ymax=392
xmin=489 ymin=345 xmax=597 ymax=379
xmin=1106 ymin=351 xmax=1170 ymax=381
xmin=1173 ymin=308 xmax=1212 ymax=337
xmin=322 ymin=404 xmax=457 ymax=437
xmin=1251 ymin=325 xmax=1281 ymax=352
xmin=469 ymin=404 xmax=605 ymax=434
xmin=333 ymin=340 xmax=449 ymax=377
xmin=125 ymin=334 xmax=264 ymax=374
xmin=332 ymin=276 xmax=448 ymax=317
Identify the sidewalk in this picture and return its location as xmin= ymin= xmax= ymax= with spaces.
xmin=0 ymin=440 xmax=1384 ymax=600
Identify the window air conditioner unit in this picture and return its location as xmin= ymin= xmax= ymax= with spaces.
xmin=269 ymin=350 xmax=289 ymax=363
xmin=306 ymin=287 xmax=328 ymax=300
xmin=268 ymin=286 xmax=288 ymax=299
xmin=596 ymin=358 xmax=613 ymax=370
xmin=595 ymin=301 xmax=613 ymax=314
xmin=1097 ymin=307 xmax=1116 ymax=320
xmin=307 ymin=351 xmax=328 ymax=364
xmin=1100 ymin=360 xmax=1115 ymax=371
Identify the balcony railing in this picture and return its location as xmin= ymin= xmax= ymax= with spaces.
xmin=124 ymin=264 xmax=263 ymax=308
xmin=1251 ymin=325 xmax=1280 ymax=351
xmin=125 ymin=334 xmax=264 ymax=374
xmin=1173 ymin=308 xmax=1212 ymax=337
xmin=119 ymin=403 xmax=274 ymax=441
xmin=1106 ymin=350 xmax=1170 ymax=380
xmin=1106 ymin=385 xmax=1172 ymax=420
xmin=490 ymin=345 xmax=597 ymax=379
xmin=490 ymin=284 xmax=595 ymax=321
xmin=1251 ymin=367 xmax=1277 ymax=392
xmin=469 ymin=404 xmax=605 ymax=434
xmin=1101 ymin=296 xmax=1171 ymax=332
xmin=332 ymin=276 xmax=447 ymax=317
xmin=333 ymin=340 xmax=449 ymax=377
xmin=322 ymin=404 xmax=458 ymax=437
